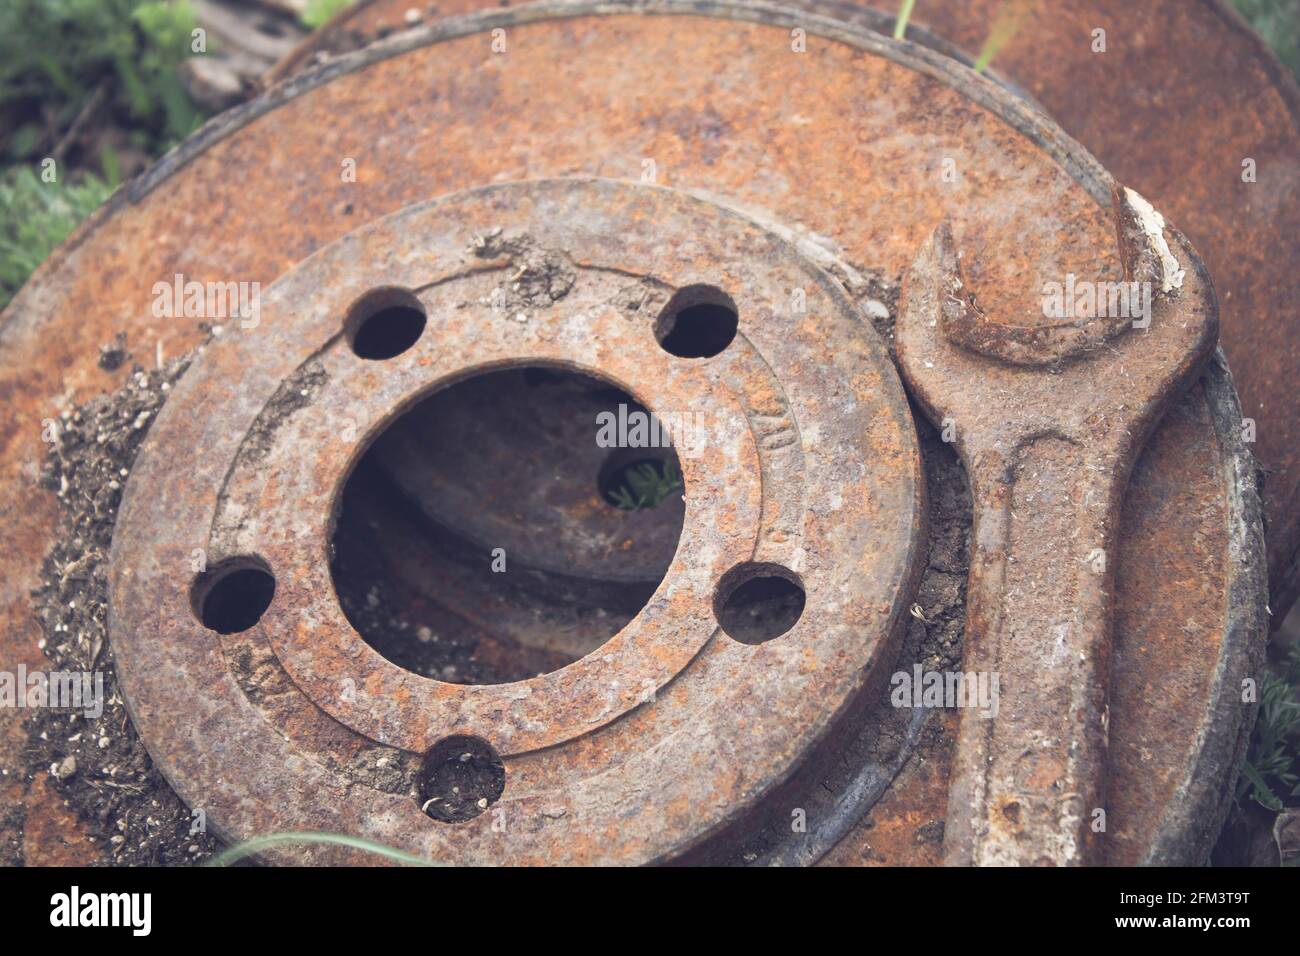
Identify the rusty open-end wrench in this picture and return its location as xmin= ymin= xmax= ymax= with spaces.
xmin=896 ymin=189 xmax=1219 ymax=865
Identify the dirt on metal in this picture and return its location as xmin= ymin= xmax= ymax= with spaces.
xmin=19 ymin=352 xmax=220 ymax=865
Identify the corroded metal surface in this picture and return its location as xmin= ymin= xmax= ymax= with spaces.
xmin=0 ymin=1 xmax=1267 ymax=865
xmin=109 ymin=178 xmax=924 ymax=863
xmin=898 ymin=198 xmax=1219 ymax=864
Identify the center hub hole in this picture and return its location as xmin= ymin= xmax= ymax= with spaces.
xmin=330 ymin=365 xmax=686 ymax=685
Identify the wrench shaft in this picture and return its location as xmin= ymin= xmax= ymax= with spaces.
xmin=946 ymin=438 xmax=1116 ymax=866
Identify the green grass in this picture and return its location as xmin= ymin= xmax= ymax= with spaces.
xmin=0 ymin=166 xmax=114 ymax=308
xmin=605 ymin=459 xmax=683 ymax=511
xmin=893 ymin=0 xmax=916 ymax=39
xmin=1239 ymin=645 xmax=1300 ymax=811
xmin=0 ymin=0 xmax=205 ymax=308
xmin=1235 ymin=0 xmax=1300 ymax=77
xmin=208 ymin=830 xmax=438 ymax=867
xmin=0 ymin=0 xmax=205 ymax=162
xmin=975 ymin=2 xmax=1039 ymax=73
xmin=301 ymin=0 xmax=358 ymax=30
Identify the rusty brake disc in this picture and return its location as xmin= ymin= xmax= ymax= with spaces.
xmin=0 ymin=0 xmax=1267 ymax=865
xmin=110 ymin=178 xmax=923 ymax=864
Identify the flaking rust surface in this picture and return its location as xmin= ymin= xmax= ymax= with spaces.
xmin=0 ymin=4 xmax=1266 ymax=863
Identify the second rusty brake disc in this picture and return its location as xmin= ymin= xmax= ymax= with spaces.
xmin=0 ymin=0 xmax=1267 ymax=865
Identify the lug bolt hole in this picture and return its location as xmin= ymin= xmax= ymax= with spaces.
xmin=714 ymin=562 xmax=806 ymax=644
xmin=345 ymin=287 xmax=427 ymax=360
xmin=190 ymin=558 xmax=276 ymax=634
xmin=654 ymin=284 xmax=738 ymax=358
xmin=415 ymin=735 xmax=505 ymax=823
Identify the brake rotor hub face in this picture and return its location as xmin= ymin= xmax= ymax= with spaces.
xmin=108 ymin=178 xmax=923 ymax=864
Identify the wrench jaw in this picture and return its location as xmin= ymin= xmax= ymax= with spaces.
xmin=896 ymin=199 xmax=1219 ymax=866
xmin=922 ymin=188 xmax=1216 ymax=373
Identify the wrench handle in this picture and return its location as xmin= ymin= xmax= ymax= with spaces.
xmin=944 ymin=435 xmax=1117 ymax=866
